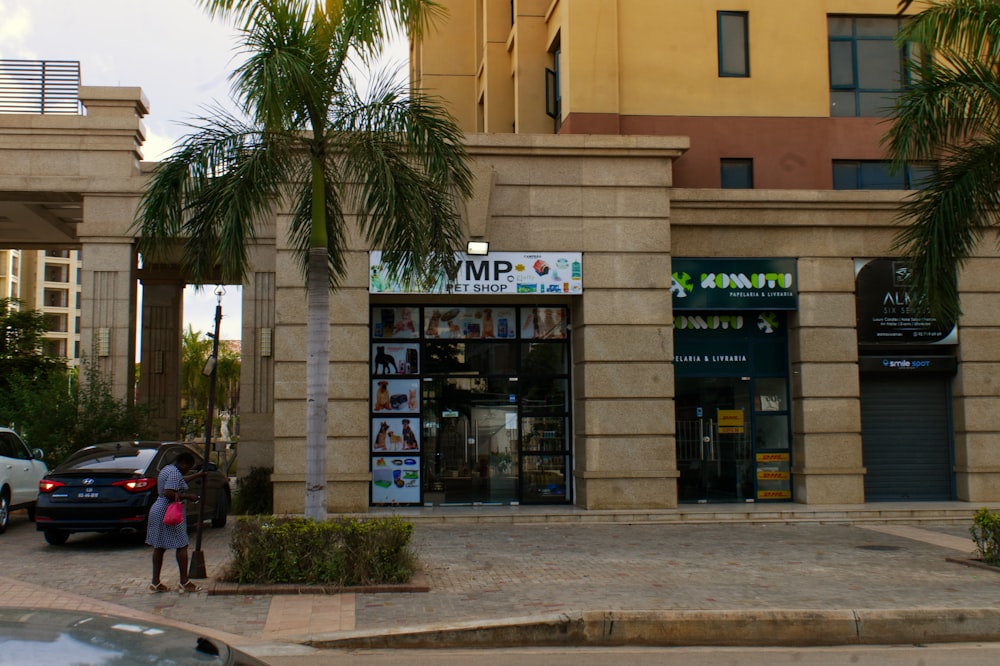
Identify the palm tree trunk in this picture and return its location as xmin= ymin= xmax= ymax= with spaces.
xmin=304 ymin=245 xmax=330 ymax=520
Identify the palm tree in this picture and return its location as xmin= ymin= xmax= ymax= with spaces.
xmin=133 ymin=0 xmax=473 ymax=519
xmin=885 ymin=0 xmax=1000 ymax=322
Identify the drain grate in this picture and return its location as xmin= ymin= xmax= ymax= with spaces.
xmin=857 ymin=544 xmax=902 ymax=551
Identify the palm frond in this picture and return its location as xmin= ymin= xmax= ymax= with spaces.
xmin=898 ymin=0 xmax=1000 ymax=60
xmin=133 ymin=113 xmax=299 ymax=284
xmin=886 ymin=54 xmax=1000 ymax=163
xmin=892 ymin=135 xmax=1000 ymax=321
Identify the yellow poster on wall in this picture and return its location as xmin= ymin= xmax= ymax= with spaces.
xmin=717 ymin=409 xmax=744 ymax=434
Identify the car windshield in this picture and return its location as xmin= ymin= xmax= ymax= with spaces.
xmin=57 ymin=448 xmax=157 ymax=474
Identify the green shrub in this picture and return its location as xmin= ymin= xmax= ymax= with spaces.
xmin=970 ymin=507 xmax=1000 ymax=565
xmin=226 ymin=516 xmax=416 ymax=586
xmin=231 ymin=467 xmax=273 ymax=515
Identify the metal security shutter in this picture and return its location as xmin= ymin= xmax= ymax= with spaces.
xmin=860 ymin=376 xmax=953 ymax=501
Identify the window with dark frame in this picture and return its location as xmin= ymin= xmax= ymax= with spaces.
xmin=828 ymin=16 xmax=910 ymax=117
xmin=545 ymin=45 xmax=562 ymax=132
xmin=832 ymin=160 xmax=935 ymax=190
xmin=721 ymin=159 xmax=754 ymax=189
xmin=718 ymin=11 xmax=749 ymax=77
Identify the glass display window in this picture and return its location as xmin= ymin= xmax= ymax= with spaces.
xmin=372 ymin=307 xmax=420 ymax=339
xmin=520 ymin=306 xmax=568 ymax=339
xmin=371 ymin=304 xmax=572 ymax=506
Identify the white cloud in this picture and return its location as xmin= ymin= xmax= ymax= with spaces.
xmin=0 ymin=2 xmax=31 ymax=58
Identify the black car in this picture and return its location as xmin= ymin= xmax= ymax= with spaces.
xmin=35 ymin=441 xmax=231 ymax=545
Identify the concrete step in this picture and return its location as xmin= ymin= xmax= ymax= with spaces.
xmin=363 ymin=501 xmax=1000 ymax=526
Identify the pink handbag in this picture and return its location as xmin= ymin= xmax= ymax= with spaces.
xmin=162 ymin=500 xmax=184 ymax=526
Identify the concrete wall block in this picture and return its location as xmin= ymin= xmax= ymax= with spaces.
xmin=953 ymin=362 xmax=1000 ymax=397
xmin=793 ymin=473 xmax=866 ymax=504
xmin=953 ymin=396 xmax=1000 ymax=432
xmin=793 ymin=362 xmax=861 ymax=399
xmin=576 ymin=325 xmax=672 ymax=363
xmin=585 ymin=253 xmax=672 ymax=290
xmin=950 ymin=292 xmax=1000 ymax=327
xmin=790 ymin=328 xmax=858 ymax=363
xmin=577 ymin=362 xmax=674 ymax=399
xmin=579 ymin=398 xmax=674 ymax=436
xmin=794 ymin=433 xmax=864 ymax=469
xmin=955 ymin=473 xmax=1000 ymax=503
xmin=580 ymin=186 xmax=671 ymax=219
xmin=957 ymin=328 xmax=1000 ymax=362
xmin=795 ymin=293 xmax=856 ymax=328
xmin=577 ymin=477 xmax=677 ymax=510
xmin=583 ymin=219 xmax=670 ymax=252
xmin=582 ymin=436 xmax=677 ymax=470
xmin=958 ymin=256 xmax=1000 ymax=291
xmin=796 ymin=257 xmax=857 ymax=293
xmin=954 ymin=432 xmax=1000 ymax=469
xmin=794 ymin=397 xmax=861 ymax=433
xmin=578 ymin=289 xmax=673 ymax=326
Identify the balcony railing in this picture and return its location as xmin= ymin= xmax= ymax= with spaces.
xmin=0 ymin=60 xmax=81 ymax=114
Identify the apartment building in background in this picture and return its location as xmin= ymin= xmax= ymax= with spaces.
xmin=0 ymin=249 xmax=81 ymax=364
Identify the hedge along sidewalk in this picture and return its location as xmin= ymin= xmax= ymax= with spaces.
xmin=205 ymin=569 xmax=431 ymax=596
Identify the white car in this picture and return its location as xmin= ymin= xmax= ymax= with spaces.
xmin=0 ymin=427 xmax=48 ymax=533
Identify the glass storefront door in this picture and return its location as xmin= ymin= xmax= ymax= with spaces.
xmin=422 ymin=377 xmax=519 ymax=504
xmin=675 ymin=377 xmax=754 ymax=502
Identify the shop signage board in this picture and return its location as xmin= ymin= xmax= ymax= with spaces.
xmin=717 ymin=409 xmax=745 ymax=434
xmin=855 ymin=258 xmax=957 ymax=346
xmin=370 ymin=251 xmax=583 ymax=295
xmin=672 ymin=258 xmax=798 ymax=310
xmin=672 ymin=311 xmax=788 ymax=377
xmin=755 ymin=451 xmax=791 ymax=500
xmin=858 ymin=355 xmax=957 ymax=376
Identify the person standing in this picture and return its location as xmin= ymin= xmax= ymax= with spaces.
xmin=146 ymin=451 xmax=204 ymax=593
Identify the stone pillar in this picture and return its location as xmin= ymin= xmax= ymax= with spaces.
xmin=78 ymin=241 xmax=138 ymax=407
xmin=270 ymin=239 xmax=371 ymax=514
xmin=136 ymin=268 xmax=184 ymax=439
xmin=953 ymin=256 xmax=1000 ymax=501
xmin=238 ymin=266 xmax=276 ymax=474
xmin=574 ymin=252 xmax=677 ymax=510
xmin=790 ymin=257 xmax=866 ymax=503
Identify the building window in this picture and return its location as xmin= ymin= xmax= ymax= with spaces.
xmin=545 ymin=45 xmax=562 ymax=132
xmin=833 ymin=160 xmax=934 ymax=190
xmin=829 ymin=16 xmax=909 ymax=117
xmin=718 ymin=11 xmax=749 ymax=77
xmin=721 ymin=159 xmax=754 ymax=188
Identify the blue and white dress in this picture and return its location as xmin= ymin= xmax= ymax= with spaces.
xmin=145 ymin=464 xmax=189 ymax=549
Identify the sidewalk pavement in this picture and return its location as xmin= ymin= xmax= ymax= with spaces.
xmin=3 ymin=503 xmax=1000 ymax=660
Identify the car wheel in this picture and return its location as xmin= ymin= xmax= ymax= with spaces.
xmin=211 ymin=490 xmax=229 ymax=528
xmin=26 ymin=503 xmax=36 ymax=522
xmin=0 ymin=491 xmax=9 ymax=534
xmin=43 ymin=529 xmax=69 ymax=546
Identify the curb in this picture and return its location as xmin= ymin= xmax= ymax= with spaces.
xmin=301 ymin=608 xmax=1000 ymax=649
xmin=206 ymin=570 xmax=431 ymax=596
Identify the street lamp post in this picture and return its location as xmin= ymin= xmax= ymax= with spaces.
xmin=189 ymin=285 xmax=224 ymax=579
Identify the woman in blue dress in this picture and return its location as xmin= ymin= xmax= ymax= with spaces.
xmin=146 ymin=451 xmax=205 ymax=592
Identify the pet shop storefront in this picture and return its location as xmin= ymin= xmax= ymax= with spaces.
xmin=671 ymin=258 xmax=798 ymax=503
xmin=367 ymin=251 xmax=581 ymax=507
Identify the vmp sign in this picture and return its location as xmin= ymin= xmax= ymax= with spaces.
xmin=369 ymin=251 xmax=583 ymax=295
xmin=671 ymin=258 xmax=798 ymax=310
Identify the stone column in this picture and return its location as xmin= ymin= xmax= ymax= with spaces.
xmin=953 ymin=256 xmax=1000 ymax=501
xmin=78 ymin=241 xmax=138 ymax=407
xmin=136 ymin=267 xmax=184 ymax=439
xmin=790 ymin=257 xmax=866 ymax=503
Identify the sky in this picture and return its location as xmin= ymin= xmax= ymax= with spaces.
xmin=0 ymin=0 xmax=407 ymax=340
